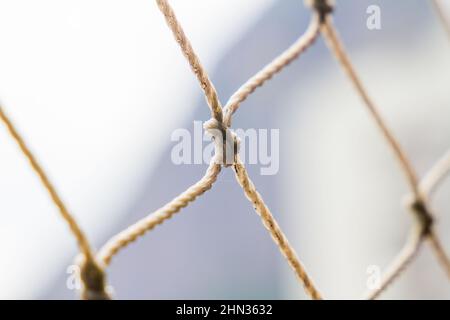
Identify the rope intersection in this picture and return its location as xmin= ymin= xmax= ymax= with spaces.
xmin=0 ymin=0 xmax=449 ymax=299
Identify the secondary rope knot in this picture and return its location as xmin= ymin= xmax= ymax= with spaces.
xmin=76 ymin=254 xmax=112 ymax=300
xmin=403 ymin=195 xmax=434 ymax=236
xmin=203 ymin=118 xmax=240 ymax=167
xmin=305 ymin=0 xmax=334 ymax=22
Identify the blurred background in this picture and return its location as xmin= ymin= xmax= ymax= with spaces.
xmin=0 ymin=0 xmax=449 ymax=299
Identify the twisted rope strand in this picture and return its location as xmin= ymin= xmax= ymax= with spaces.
xmin=222 ymin=13 xmax=321 ymax=127
xmin=155 ymin=0 xmax=223 ymax=122
xmin=99 ymin=0 xmax=226 ymax=267
xmin=0 ymin=105 xmax=111 ymax=299
xmin=233 ymin=156 xmax=322 ymax=300
xmin=154 ymin=0 xmax=322 ymax=299
xmin=98 ymin=162 xmax=221 ymax=266
xmin=0 ymin=106 xmax=94 ymax=261
xmin=319 ymin=16 xmax=421 ymax=198
xmin=364 ymin=228 xmax=424 ymax=300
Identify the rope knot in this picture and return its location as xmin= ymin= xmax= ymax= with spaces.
xmin=305 ymin=0 xmax=334 ymax=22
xmin=203 ymin=118 xmax=240 ymax=167
xmin=403 ymin=195 xmax=434 ymax=236
xmin=76 ymin=254 xmax=112 ymax=300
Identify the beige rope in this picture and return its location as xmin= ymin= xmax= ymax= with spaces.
xmin=233 ymin=156 xmax=322 ymax=300
xmin=77 ymin=254 xmax=111 ymax=300
xmin=155 ymin=0 xmax=223 ymax=123
xmin=420 ymin=149 xmax=450 ymax=198
xmin=420 ymin=150 xmax=450 ymax=281
xmin=362 ymin=190 xmax=450 ymax=300
xmin=222 ymin=13 xmax=321 ymax=127
xmin=0 ymin=0 xmax=448 ymax=300
xmin=152 ymin=0 xmax=323 ymax=299
xmin=319 ymin=15 xmax=437 ymax=299
xmin=365 ymin=229 xmax=450 ymax=300
xmin=0 ymin=106 xmax=94 ymax=259
xmin=96 ymin=0 xmax=225 ymax=267
xmin=0 ymin=105 xmax=110 ymax=299
xmin=364 ymin=228 xmax=424 ymax=300
xmin=98 ymin=161 xmax=222 ymax=266
xmin=319 ymin=16 xmax=421 ymax=199
xmin=428 ymin=232 xmax=450 ymax=279
xmin=317 ymin=10 xmax=450 ymax=299
xmin=102 ymin=0 xmax=450 ymax=300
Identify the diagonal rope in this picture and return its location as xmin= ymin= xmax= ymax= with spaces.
xmin=0 ymin=105 xmax=110 ymax=299
xmin=317 ymin=10 xmax=428 ymax=300
xmin=319 ymin=16 xmax=421 ymax=198
xmin=419 ymin=150 xmax=450 ymax=278
xmin=315 ymin=6 xmax=450 ymax=298
xmin=364 ymin=228 xmax=424 ymax=300
xmin=98 ymin=161 xmax=221 ymax=266
xmin=222 ymin=13 xmax=321 ymax=127
xmin=149 ymin=0 xmax=323 ymax=299
xmin=233 ymin=156 xmax=322 ymax=300
xmin=421 ymin=150 xmax=450 ymax=279
xmin=155 ymin=0 xmax=223 ymax=122
xmin=98 ymin=0 xmax=225 ymax=267
xmin=0 ymin=0 xmax=449 ymax=300
xmin=420 ymin=149 xmax=450 ymax=198
xmin=427 ymin=232 xmax=450 ymax=279
xmin=0 ymin=106 xmax=94 ymax=261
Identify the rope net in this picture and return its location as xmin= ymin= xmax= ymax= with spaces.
xmin=1 ymin=0 xmax=450 ymax=300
